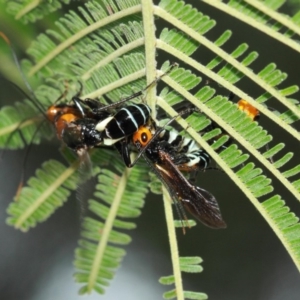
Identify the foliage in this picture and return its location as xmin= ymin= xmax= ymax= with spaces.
xmin=0 ymin=0 xmax=300 ymax=299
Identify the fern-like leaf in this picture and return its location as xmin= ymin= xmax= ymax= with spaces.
xmin=1 ymin=0 xmax=71 ymax=23
xmin=74 ymin=156 xmax=149 ymax=294
xmin=159 ymin=190 xmax=208 ymax=300
xmin=1 ymin=0 xmax=300 ymax=298
xmin=7 ymin=158 xmax=79 ymax=231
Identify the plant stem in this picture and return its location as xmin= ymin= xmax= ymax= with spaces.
xmin=163 ymin=187 xmax=184 ymax=300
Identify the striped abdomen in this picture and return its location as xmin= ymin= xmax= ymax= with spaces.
xmin=96 ymin=104 xmax=151 ymax=145
xmin=158 ymin=129 xmax=211 ymax=171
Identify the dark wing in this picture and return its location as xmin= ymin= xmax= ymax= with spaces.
xmin=181 ymin=185 xmax=226 ymax=229
xmin=145 ymin=147 xmax=226 ymax=229
xmin=75 ymin=147 xmax=95 ymax=221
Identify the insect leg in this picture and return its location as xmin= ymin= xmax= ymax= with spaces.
xmin=114 ymin=138 xmax=132 ymax=168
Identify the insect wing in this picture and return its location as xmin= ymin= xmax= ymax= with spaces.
xmin=149 ymin=148 xmax=226 ymax=229
xmin=181 ymin=185 xmax=226 ymax=229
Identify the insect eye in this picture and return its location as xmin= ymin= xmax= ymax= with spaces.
xmin=141 ymin=132 xmax=148 ymax=144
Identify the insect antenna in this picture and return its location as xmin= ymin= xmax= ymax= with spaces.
xmin=0 ymin=113 xmax=44 ymax=159
xmin=14 ymin=120 xmax=47 ymax=200
xmin=75 ymin=148 xmax=95 ymax=220
xmin=0 ymin=32 xmax=47 ymax=117
xmin=95 ymin=63 xmax=178 ymax=111
xmin=0 ymin=76 xmax=49 ymax=163
xmin=51 ymin=80 xmax=71 ymax=105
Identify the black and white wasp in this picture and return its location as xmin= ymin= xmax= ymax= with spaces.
xmin=130 ymin=121 xmax=226 ymax=230
xmin=157 ymin=128 xmax=211 ymax=172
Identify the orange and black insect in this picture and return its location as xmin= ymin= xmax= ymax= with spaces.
xmin=1 ymin=32 xmax=156 ymax=162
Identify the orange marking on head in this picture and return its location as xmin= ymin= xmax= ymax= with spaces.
xmin=237 ymin=99 xmax=260 ymax=121
xmin=46 ymin=105 xmax=81 ymax=123
xmin=59 ymin=113 xmax=78 ymax=123
xmin=55 ymin=113 xmax=78 ymax=139
xmin=132 ymin=126 xmax=152 ymax=148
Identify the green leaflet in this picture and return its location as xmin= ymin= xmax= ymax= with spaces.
xmin=6 ymin=159 xmax=79 ymax=231
xmin=74 ymin=157 xmax=149 ymax=294
xmin=1 ymin=0 xmax=70 ymax=23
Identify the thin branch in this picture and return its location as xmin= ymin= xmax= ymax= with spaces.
xmin=201 ymin=0 xmax=300 ymax=54
xmin=141 ymin=0 xmax=158 ymax=118
xmin=154 ymin=5 xmax=300 ymax=121
xmin=163 ymin=187 xmax=184 ymax=300
xmin=15 ymin=0 xmax=40 ymax=20
xmin=15 ymin=159 xmax=79 ymax=230
xmin=245 ymin=0 xmax=300 ymax=36
xmin=81 ymin=38 xmax=145 ymax=81
xmin=157 ymin=75 xmax=300 ymax=202
xmin=157 ymin=97 xmax=300 ymax=272
xmin=156 ymin=39 xmax=300 ymax=142
xmin=83 ymin=69 xmax=146 ymax=99
xmin=87 ymin=167 xmax=132 ymax=292
xmin=28 ymin=5 xmax=142 ymax=76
